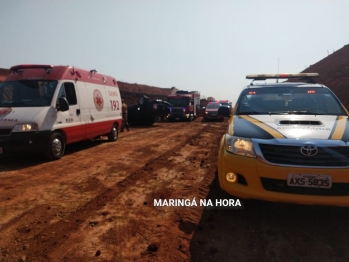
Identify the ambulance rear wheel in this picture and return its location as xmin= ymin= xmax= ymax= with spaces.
xmin=108 ymin=124 xmax=118 ymax=141
xmin=44 ymin=132 xmax=65 ymax=160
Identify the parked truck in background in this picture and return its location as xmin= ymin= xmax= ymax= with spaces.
xmin=127 ymin=95 xmax=171 ymax=125
xmin=167 ymin=90 xmax=200 ymax=121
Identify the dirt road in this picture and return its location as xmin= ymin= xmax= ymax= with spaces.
xmin=0 ymin=119 xmax=226 ymax=262
xmin=1 ymin=118 xmax=349 ymax=262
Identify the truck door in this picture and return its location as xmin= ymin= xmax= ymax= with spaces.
xmin=56 ymin=82 xmax=84 ymax=143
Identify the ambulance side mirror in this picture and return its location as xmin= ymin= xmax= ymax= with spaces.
xmin=57 ymin=97 xmax=70 ymax=112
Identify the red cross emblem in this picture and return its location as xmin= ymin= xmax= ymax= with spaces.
xmin=93 ymin=89 xmax=104 ymax=111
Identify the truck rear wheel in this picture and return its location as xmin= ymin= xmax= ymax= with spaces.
xmin=44 ymin=132 xmax=65 ymax=160
xmin=108 ymin=123 xmax=118 ymax=141
xmin=141 ymin=117 xmax=155 ymax=125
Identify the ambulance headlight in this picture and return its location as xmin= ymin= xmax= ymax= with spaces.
xmin=12 ymin=123 xmax=39 ymax=132
xmin=225 ymin=134 xmax=256 ymax=158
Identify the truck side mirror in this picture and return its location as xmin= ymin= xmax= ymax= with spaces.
xmin=57 ymin=97 xmax=69 ymax=112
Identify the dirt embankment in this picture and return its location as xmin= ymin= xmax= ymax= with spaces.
xmin=117 ymin=81 xmax=174 ymax=105
xmin=0 ymin=69 xmax=10 ymax=82
xmin=302 ymin=44 xmax=349 ymax=108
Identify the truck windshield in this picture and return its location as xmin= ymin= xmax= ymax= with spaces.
xmin=236 ymin=86 xmax=347 ymax=115
xmin=0 ymin=80 xmax=58 ymax=107
xmin=167 ymin=97 xmax=190 ymax=107
xmin=206 ymin=103 xmax=221 ymax=109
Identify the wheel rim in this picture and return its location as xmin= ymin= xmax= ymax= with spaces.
xmin=52 ymin=138 xmax=62 ymax=156
xmin=112 ymin=127 xmax=117 ymax=139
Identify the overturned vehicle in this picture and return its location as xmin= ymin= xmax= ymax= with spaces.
xmin=127 ymin=95 xmax=171 ymax=125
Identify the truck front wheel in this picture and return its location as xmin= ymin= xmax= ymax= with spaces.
xmin=44 ymin=132 xmax=65 ymax=160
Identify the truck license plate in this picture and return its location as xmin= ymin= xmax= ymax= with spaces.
xmin=287 ymin=173 xmax=332 ymax=188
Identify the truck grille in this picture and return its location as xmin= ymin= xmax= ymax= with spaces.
xmin=261 ymin=178 xmax=349 ymax=196
xmin=0 ymin=129 xmax=11 ymax=136
xmin=278 ymin=120 xmax=322 ymax=125
xmin=259 ymin=144 xmax=349 ymax=167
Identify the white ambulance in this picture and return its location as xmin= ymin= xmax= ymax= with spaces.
xmin=0 ymin=64 xmax=122 ymax=160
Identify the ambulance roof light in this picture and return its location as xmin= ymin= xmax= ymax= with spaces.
xmin=10 ymin=64 xmax=53 ymax=74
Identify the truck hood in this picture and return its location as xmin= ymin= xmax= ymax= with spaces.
xmin=229 ymin=114 xmax=349 ymax=141
xmin=206 ymin=109 xmax=219 ymax=112
xmin=0 ymin=107 xmax=47 ymax=127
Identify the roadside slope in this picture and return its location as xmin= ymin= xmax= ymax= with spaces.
xmin=301 ymin=44 xmax=349 ymax=108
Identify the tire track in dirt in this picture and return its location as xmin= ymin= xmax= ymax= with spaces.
xmin=45 ymin=123 xmax=217 ymax=262
xmin=47 ymin=122 xmax=226 ymax=261
xmin=0 ymin=121 xmax=199 ymax=226
xmin=0 ymin=119 xmax=220 ymax=261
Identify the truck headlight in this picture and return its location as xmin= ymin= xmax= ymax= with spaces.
xmin=225 ymin=134 xmax=256 ymax=158
xmin=12 ymin=123 xmax=39 ymax=132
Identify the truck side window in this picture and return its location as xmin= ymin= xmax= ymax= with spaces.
xmin=57 ymin=83 xmax=77 ymax=105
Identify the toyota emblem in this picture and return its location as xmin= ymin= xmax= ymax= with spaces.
xmin=300 ymin=145 xmax=318 ymax=156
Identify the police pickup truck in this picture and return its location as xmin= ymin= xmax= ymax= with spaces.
xmin=217 ymin=73 xmax=349 ymax=206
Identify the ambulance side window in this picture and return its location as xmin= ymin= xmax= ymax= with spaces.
xmin=0 ymin=85 xmax=14 ymax=102
xmin=57 ymin=83 xmax=77 ymax=105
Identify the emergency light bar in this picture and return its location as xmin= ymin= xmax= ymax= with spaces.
xmin=10 ymin=64 xmax=53 ymax=74
xmin=246 ymin=73 xmax=319 ymax=80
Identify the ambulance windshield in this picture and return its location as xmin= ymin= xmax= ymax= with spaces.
xmin=0 ymin=80 xmax=58 ymax=107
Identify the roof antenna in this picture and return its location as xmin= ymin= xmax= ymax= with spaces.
xmin=276 ymin=58 xmax=280 ymax=83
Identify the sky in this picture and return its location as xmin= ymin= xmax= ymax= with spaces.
xmin=0 ymin=0 xmax=348 ymax=104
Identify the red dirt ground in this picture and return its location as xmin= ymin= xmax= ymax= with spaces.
xmin=2 ymin=120 xmax=349 ymax=262
xmin=0 ymin=119 xmax=228 ymax=262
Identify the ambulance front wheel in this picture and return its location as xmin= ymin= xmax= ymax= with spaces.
xmin=108 ymin=123 xmax=118 ymax=141
xmin=44 ymin=132 xmax=66 ymax=160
